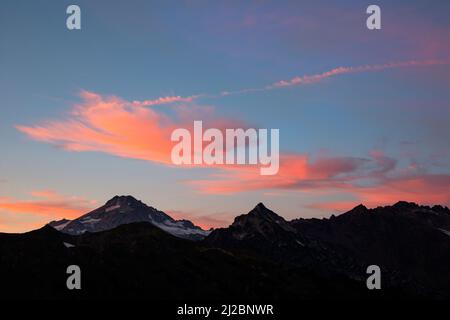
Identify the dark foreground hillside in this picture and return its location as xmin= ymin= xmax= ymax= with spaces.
xmin=1 ymin=200 xmax=450 ymax=300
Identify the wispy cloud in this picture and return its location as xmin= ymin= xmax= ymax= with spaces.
xmin=112 ymin=59 xmax=450 ymax=102
xmin=14 ymin=56 xmax=450 ymax=213
xmin=268 ymin=59 xmax=450 ymax=89
xmin=132 ymin=95 xmax=199 ymax=107
xmin=16 ymin=91 xmax=243 ymax=165
xmin=210 ymin=59 xmax=450 ymax=97
xmin=306 ymin=172 xmax=450 ymax=213
xmin=0 ymin=190 xmax=96 ymax=233
xmin=189 ymin=150 xmax=450 ymax=207
xmin=350 ymin=174 xmax=450 ymax=207
xmin=166 ymin=209 xmax=231 ymax=230
xmin=16 ymin=89 xmax=450 ymax=209
xmin=188 ymin=153 xmax=376 ymax=194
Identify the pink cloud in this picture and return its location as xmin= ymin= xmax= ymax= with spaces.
xmin=16 ymin=91 xmax=178 ymax=164
xmin=188 ymin=153 xmax=371 ymax=194
xmin=188 ymin=150 xmax=450 ymax=208
xmin=166 ymin=209 xmax=231 ymax=230
xmin=17 ymin=91 xmax=246 ymax=167
xmin=353 ymin=174 xmax=450 ymax=207
xmin=307 ymin=201 xmax=361 ymax=213
xmin=0 ymin=190 xmax=96 ymax=232
xmin=15 ymin=91 xmax=450 ymax=211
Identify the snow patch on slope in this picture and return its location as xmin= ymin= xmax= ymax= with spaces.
xmin=53 ymin=220 xmax=71 ymax=231
xmin=63 ymin=242 xmax=75 ymax=248
xmin=148 ymin=214 xmax=211 ymax=238
xmin=105 ymin=204 xmax=121 ymax=212
xmin=81 ymin=217 xmax=102 ymax=224
xmin=438 ymin=228 xmax=450 ymax=236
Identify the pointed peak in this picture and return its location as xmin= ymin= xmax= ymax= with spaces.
xmin=232 ymin=202 xmax=284 ymax=225
xmin=249 ymin=202 xmax=278 ymax=218
xmin=353 ymin=204 xmax=367 ymax=210
xmin=225 ymin=202 xmax=295 ymax=238
xmin=255 ymin=202 xmax=267 ymax=210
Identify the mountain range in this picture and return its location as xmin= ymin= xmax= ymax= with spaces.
xmin=2 ymin=196 xmax=450 ymax=299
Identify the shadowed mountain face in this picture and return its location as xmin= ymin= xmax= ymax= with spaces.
xmin=1 ymin=199 xmax=450 ymax=300
xmin=291 ymin=202 xmax=450 ymax=297
xmin=49 ymin=195 xmax=210 ymax=240
xmin=204 ymin=203 xmax=318 ymax=267
xmin=0 ymin=222 xmax=368 ymax=300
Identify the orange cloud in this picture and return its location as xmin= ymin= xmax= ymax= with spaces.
xmin=0 ymin=213 xmax=46 ymax=234
xmin=189 ymin=151 xmax=450 ymax=208
xmin=15 ymin=91 xmax=450 ymax=211
xmin=0 ymin=190 xmax=95 ymax=219
xmin=189 ymin=153 xmax=370 ymax=194
xmin=354 ymin=174 xmax=450 ymax=207
xmin=305 ymin=174 xmax=450 ymax=214
xmin=17 ymin=91 xmax=243 ymax=166
xmin=166 ymin=209 xmax=231 ymax=230
xmin=17 ymin=91 xmax=180 ymax=164
xmin=0 ymin=191 xmax=96 ymax=233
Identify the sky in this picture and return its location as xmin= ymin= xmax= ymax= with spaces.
xmin=1 ymin=0 xmax=450 ymax=232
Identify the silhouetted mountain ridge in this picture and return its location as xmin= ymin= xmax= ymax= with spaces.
xmin=2 ymin=199 xmax=450 ymax=299
xmin=291 ymin=201 xmax=450 ymax=297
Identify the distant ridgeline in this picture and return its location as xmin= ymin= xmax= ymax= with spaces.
xmin=1 ymin=197 xmax=450 ymax=299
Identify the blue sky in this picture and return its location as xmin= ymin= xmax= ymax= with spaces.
xmin=1 ymin=0 xmax=450 ymax=232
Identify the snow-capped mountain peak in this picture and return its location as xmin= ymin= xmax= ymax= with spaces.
xmin=49 ymin=195 xmax=210 ymax=240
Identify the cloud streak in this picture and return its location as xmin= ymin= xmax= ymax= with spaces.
xmin=0 ymin=190 xmax=95 ymax=218
xmin=188 ymin=153 xmax=377 ymax=194
xmin=267 ymin=59 xmax=450 ymax=89
xmin=189 ymin=150 xmax=450 ymax=208
xmin=166 ymin=209 xmax=231 ymax=230
xmin=132 ymin=95 xmax=199 ymax=107
xmin=105 ymin=59 xmax=450 ymax=102
xmin=210 ymin=59 xmax=450 ymax=98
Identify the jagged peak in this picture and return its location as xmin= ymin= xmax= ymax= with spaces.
xmin=352 ymin=204 xmax=368 ymax=211
xmin=339 ymin=204 xmax=368 ymax=216
xmin=392 ymin=201 xmax=419 ymax=210
xmin=230 ymin=202 xmax=290 ymax=230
